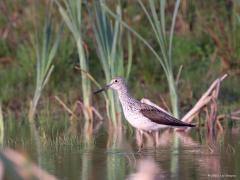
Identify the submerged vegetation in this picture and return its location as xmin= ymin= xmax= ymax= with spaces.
xmin=0 ymin=0 xmax=240 ymax=179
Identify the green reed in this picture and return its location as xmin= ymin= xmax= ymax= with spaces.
xmin=29 ymin=12 xmax=61 ymax=123
xmin=56 ymin=0 xmax=92 ymax=121
xmin=91 ymin=0 xmax=132 ymax=126
xmin=104 ymin=0 xmax=180 ymax=118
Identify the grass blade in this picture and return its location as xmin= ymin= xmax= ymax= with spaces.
xmin=103 ymin=1 xmax=180 ymax=117
xmin=56 ymin=0 xmax=92 ymax=121
xmin=29 ymin=8 xmax=61 ymax=122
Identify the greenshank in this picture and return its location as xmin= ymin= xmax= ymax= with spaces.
xmin=94 ymin=77 xmax=195 ymax=132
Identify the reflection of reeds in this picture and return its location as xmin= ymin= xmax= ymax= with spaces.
xmin=56 ymin=0 xmax=92 ymax=121
xmin=92 ymin=0 xmax=132 ymax=126
xmin=28 ymin=9 xmax=62 ymax=123
xmin=106 ymin=128 xmax=126 ymax=180
xmin=134 ymin=130 xmax=222 ymax=180
xmin=81 ymin=126 xmax=94 ymax=180
xmin=81 ymin=149 xmax=93 ymax=180
xmin=104 ymin=0 xmax=181 ymax=118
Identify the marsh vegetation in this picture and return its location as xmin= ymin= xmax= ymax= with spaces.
xmin=0 ymin=0 xmax=240 ymax=179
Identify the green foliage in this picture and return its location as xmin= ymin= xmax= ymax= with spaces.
xmin=29 ymin=12 xmax=62 ymax=123
xmin=103 ymin=0 xmax=181 ymax=117
xmin=91 ymin=0 xmax=132 ymax=125
xmin=56 ymin=0 xmax=92 ymax=121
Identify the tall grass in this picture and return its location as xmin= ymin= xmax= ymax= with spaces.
xmin=28 ymin=12 xmax=62 ymax=123
xmin=91 ymin=0 xmax=133 ymax=126
xmin=104 ymin=0 xmax=180 ymax=118
xmin=55 ymin=0 xmax=92 ymax=121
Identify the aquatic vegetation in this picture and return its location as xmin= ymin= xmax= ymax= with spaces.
xmin=91 ymin=0 xmax=132 ymax=126
xmin=56 ymin=0 xmax=92 ymax=121
xmin=28 ymin=9 xmax=62 ymax=123
xmin=138 ymin=0 xmax=181 ymax=118
xmin=104 ymin=0 xmax=181 ymax=118
xmin=0 ymin=1 xmax=240 ymax=179
xmin=181 ymin=74 xmax=228 ymax=134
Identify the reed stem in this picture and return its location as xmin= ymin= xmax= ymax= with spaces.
xmin=56 ymin=0 xmax=92 ymax=121
xmin=91 ymin=1 xmax=132 ymax=126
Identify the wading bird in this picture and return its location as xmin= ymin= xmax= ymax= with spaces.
xmin=94 ymin=77 xmax=195 ymax=133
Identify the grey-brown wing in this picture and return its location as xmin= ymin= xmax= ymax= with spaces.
xmin=140 ymin=103 xmax=195 ymax=127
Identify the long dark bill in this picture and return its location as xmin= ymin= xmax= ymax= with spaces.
xmin=93 ymin=84 xmax=110 ymax=94
xmin=93 ymin=87 xmax=106 ymax=94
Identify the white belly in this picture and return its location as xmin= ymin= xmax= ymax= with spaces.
xmin=123 ymin=108 xmax=167 ymax=131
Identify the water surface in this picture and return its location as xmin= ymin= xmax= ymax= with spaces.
xmin=5 ymin=122 xmax=240 ymax=180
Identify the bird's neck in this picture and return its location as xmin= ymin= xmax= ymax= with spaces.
xmin=117 ymin=88 xmax=131 ymax=105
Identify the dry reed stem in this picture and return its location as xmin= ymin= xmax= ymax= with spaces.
xmin=141 ymin=74 xmax=227 ymax=134
xmin=216 ymin=120 xmax=223 ymax=132
xmin=217 ymin=109 xmax=240 ymax=122
xmin=76 ymin=101 xmax=93 ymax=120
xmin=231 ymin=116 xmax=240 ymax=120
xmin=54 ymin=96 xmax=77 ymax=118
xmin=70 ymin=101 xmax=81 ymax=123
xmin=55 ymin=96 xmax=102 ymax=122
xmin=159 ymin=95 xmax=171 ymax=113
xmin=181 ymin=74 xmax=227 ymax=124
xmin=91 ymin=107 xmax=103 ymax=120
xmin=93 ymin=121 xmax=103 ymax=134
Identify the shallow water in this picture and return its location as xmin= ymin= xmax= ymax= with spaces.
xmin=4 ymin=123 xmax=240 ymax=180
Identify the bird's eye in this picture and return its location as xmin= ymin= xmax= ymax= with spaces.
xmin=115 ymin=80 xmax=118 ymax=83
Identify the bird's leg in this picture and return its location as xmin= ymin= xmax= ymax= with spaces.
xmin=154 ymin=131 xmax=159 ymax=147
xmin=140 ymin=131 xmax=155 ymax=148
xmin=140 ymin=130 xmax=144 ymax=147
xmin=148 ymin=130 xmax=157 ymax=147
xmin=136 ymin=129 xmax=144 ymax=151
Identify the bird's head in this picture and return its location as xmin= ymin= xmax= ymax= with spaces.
xmin=94 ymin=77 xmax=127 ymax=94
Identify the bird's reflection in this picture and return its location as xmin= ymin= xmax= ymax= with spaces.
xmin=103 ymin=116 xmax=227 ymax=180
xmin=128 ymin=128 xmax=222 ymax=180
xmin=126 ymin=158 xmax=166 ymax=180
xmin=135 ymin=129 xmax=174 ymax=149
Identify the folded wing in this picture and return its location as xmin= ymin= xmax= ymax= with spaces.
xmin=140 ymin=103 xmax=195 ymax=127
